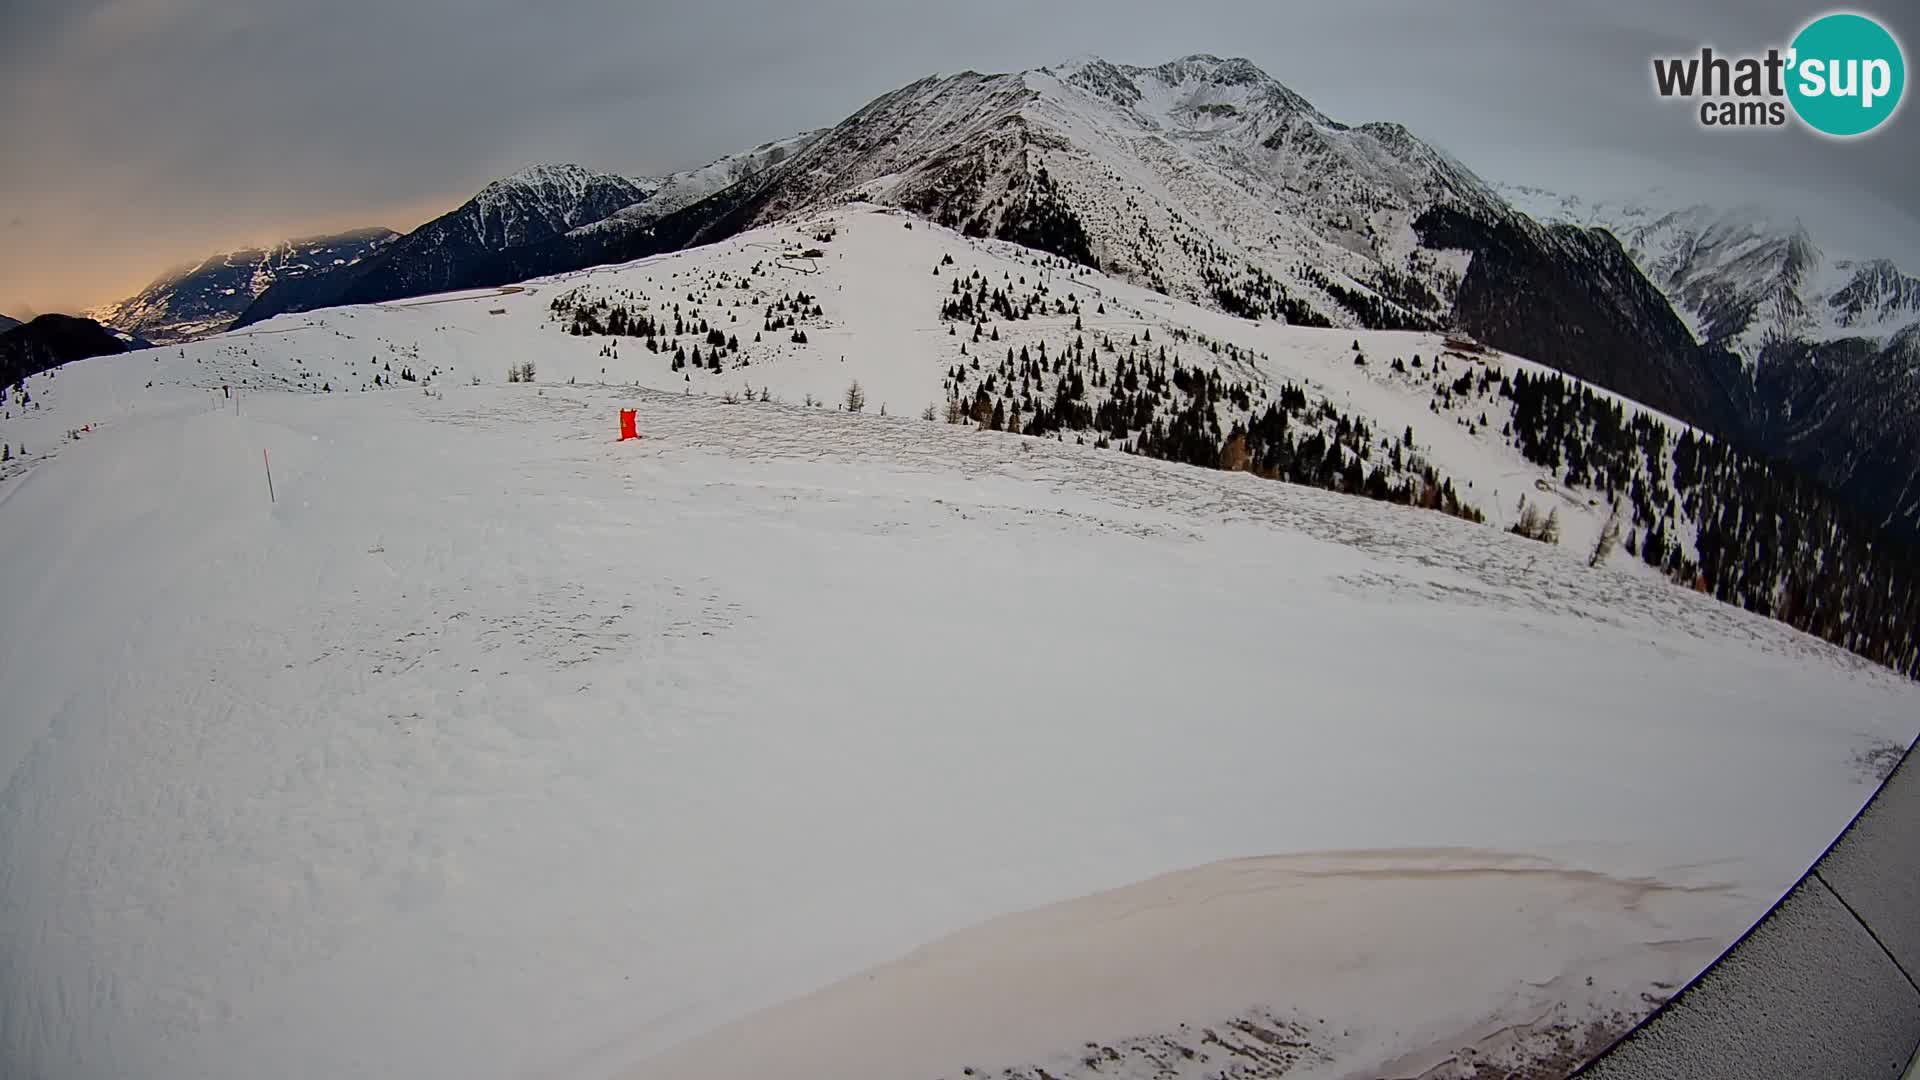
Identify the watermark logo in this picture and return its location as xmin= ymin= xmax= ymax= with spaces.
xmin=1652 ymin=11 xmax=1905 ymax=137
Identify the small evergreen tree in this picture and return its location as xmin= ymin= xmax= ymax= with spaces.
xmin=1589 ymin=501 xmax=1623 ymax=567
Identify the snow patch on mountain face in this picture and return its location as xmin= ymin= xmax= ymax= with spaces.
xmin=577 ymin=131 xmax=828 ymax=236
xmin=1500 ymin=185 xmax=1920 ymax=363
xmin=1830 ymin=259 xmax=1920 ymax=330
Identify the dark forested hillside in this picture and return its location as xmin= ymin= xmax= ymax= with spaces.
xmin=1 ymin=315 xmax=133 ymax=388
xmin=1503 ymin=367 xmax=1919 ymax=677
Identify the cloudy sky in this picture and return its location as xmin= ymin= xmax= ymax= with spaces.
xmin=2 ymin=0 xmax=1915 ymax=318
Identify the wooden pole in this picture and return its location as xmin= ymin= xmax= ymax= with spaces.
xmin=264 ymin=448 xmax=275 ymax=504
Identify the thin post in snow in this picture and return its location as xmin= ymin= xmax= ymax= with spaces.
xmin=263 ymin=448 xmax=275 ymax=504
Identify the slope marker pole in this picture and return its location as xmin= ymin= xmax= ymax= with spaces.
xmin=263 ymin=448 xmax=275 ymax=504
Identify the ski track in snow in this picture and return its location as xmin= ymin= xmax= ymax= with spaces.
xmin=2 ymin=209 xmax=1918 ymax=1080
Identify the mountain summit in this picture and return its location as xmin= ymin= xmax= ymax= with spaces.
xmin=234 ymin=57 xmax=1746 ymax=455
xmin=473 ymin=53 xmax=1740 ymax=436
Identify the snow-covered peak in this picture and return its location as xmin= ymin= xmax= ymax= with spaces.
xmin=472 ymin=163 xmax=659 ymax=219
xmin=1502 ymin=183 xmax=1920 ymax=361
xmin=479 ymin=162 xmax=646 ymax=198
xmin=415 ymin=164 xmax=660 ymax=257
xmin=1039 ymin=53 xmax=1331 ymax=132
xmin=695 ymin=51 xmax=1516 ymax=342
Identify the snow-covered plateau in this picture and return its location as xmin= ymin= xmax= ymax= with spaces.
xmin=3 ymin=207 xmax=1915 ymax=1080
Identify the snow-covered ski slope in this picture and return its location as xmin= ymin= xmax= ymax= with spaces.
xmin=10 ymin=207 xmax=1710 ymax=560
xmin=3 ymin=207 xmax=1917 ymax=1080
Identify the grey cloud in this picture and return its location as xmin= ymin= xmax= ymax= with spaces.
xmin=2 ymin=0 xmax=1915 ymax=315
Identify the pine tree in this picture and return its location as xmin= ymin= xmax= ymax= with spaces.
xmin=844 ymin=380 xmax=866 ymax=413
xmin=1220 ymin=432 xmax=1250 ymax=471
xmin=1589 ymin=501 xmax=1623 ymax=567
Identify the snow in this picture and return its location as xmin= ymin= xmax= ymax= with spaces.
xmin=656 ymin=54 xmax=1504 ymax=334
xmin=4 ymin=207 xmax=1917 ymax=1080
xmin=576 ymin=131 xmax=827 ymax=236
xmin=636 ymin=850 xmax=1746 ymax=1080
xmin=475 ymin=164 xmax=660 ymax=214
xmin=84 ymin=230 xmax=399 ymax=345
xmin=1499 ymin=184 xmax=1920 ymax=363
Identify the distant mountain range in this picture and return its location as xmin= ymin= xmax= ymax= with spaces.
xmin=234 ymin=137 xmax=822 ymax=329
xmin=86 ymin=228 xmax=398 ymax=344
xmin=83 ymin=53 xmax=1920 ymax=539
xmin=217 ymin=57 xmax=1741 ymax=441
xmin=1505 ymin=186 xmax=1920 ymax=539
xmin=1500 ymin=187 xmax=1920 ymax=363
xmin=0 ymin=314 xmax=20 ymax=334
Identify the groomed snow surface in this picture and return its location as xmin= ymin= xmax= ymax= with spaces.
xmin=3 ymin=209 xmax=1918 ymax=1080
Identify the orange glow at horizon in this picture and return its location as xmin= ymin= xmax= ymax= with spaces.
xmin=0 ymin=191 xmax=465 ymax=319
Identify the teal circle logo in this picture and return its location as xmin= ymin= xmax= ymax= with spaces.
xmin=1787 ymin=12 xmax=1905 ymax=136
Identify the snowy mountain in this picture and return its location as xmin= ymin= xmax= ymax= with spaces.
xmin=235 ymin=142 xmax=829 ymax=332
xmin=234 ymin=164 xmax=657 ymax=327
xmin=87 ymin=228 xmax=398 ymax=344
xmin=575 ymin=129 xmax=826 ymax=234
xmin=221 ymin=57 xmax=1741 ymax=444
xmin=1506 ymin=185 xmax=1920 ymax=539
xmin=633 ymin=53 xmax=1512 ymax=326
xmin=4 ymin=203 xmax=1917 ymax=1080
xmin=0 ymin=313 xmax=20 ymax=334
xmin=1502 ymin=187 xmax=1920 ymax=362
